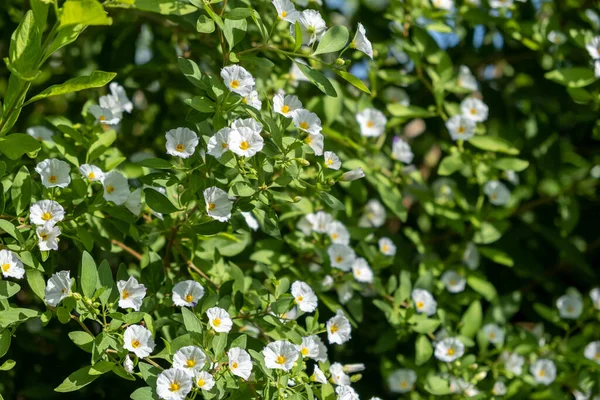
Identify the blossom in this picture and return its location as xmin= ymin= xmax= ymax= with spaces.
xmin=30 ymin=200 xmax=65 ymax=227
xmin=482 ymin=323 xmax=504 ymax=344
xmin=297 ymin=335 xmax=327 ymax=362
xmin=89 ymin=105 xmax=120 ymax=126
xmin=288 ymin=61 xmax=309 ymax=86
xmin=530 ymin=359 xmax=556 ymax=385
xmin=337 ymin=282 xmax=353 ymax=305
xmin=388 ymin=369 xmax=417 ymax=393
xmin=378 ymin=237 xmax=396 ymax=256
xmin=432 ymin=0 xmax=454 ymax=10
xmin=306 ymin=211 xmax=333 ymax=233
xmin=228 ymin=347 xmax=253 ymax=380
xmin=352 ymin=258 xmax=373 ymax=283
xmin=324 ymin=151 xmax=341 ymax=170
xmin=330 ymin=363 xmax=350 ymax=385
xmin=412 ymin=289 xmax=437 ymax=316
xmin=263 ymin=340 xmax=299 ymax=371
xmin=293 ymin=109 xmax=322 ymax=135
xmin=79 ymin=164 xmax=104 ymax=182
xmin=35 ymin=159 xmax=71 ymax=188
xmin=37 ymin=223 xmax=61 ymax=251
xmin=327 ymin=310 xmax=352 ymax=344
xmin=203 ymin=186 xmax=232 ymax=222
xmin=359 ymin=199 xmax=386 ymax=228
xmin=102 ymin=171 xmax=130 ymax=205
xmin=584 ymin=341 xmax=600 ymax=364
xmin=492 ymin=381 xmax=507 ymax=396
xmin=99 ymin=91 xmax=123 ymax=120
xmin=172 ymin=280 xmax=205 ymax=307
xmin=460 ymin=98 xmax=489 ymax=122
xmin=484 ymin=180 xmax=511 ymax=205
xmin=489 ymin=0 xmax=513 ymax=8
xmin=0 ymin=250 xmax=24 ymax=279
xmin=391 ymin=137 xmax=414 ymax=163
xmin=295 ymin=10 xmax=327 ymax=46
xmin=434 ymin=338 xmax=464 ymax=362
xmin=501 ymin=351 xmax=525 ymax=375
xmin=123 ymin=355 xmax=134 ymax=374
xmin=547 ymin=30 xmax=566 ymax=45
xmin=304 ymin=132 xmax=324 ymax=155
xmin=117 ymin=276 xmax=147 ymax=311
xmin=441 ymin=270 xmax=466 ymax=293
xmin=586 ymin=36 xmax=600 ymax=60
xmin=108 ymin=82 xmax=133 ymax=113
xmin=27 ymin=126 xmax=54 ymax=142
xmin=156 ymin=368 xmax=193 ymax=400
xmin=241 ymin=211 xmax=259 ymax=231
xmin=229 ymin=126 xmax=264 ymax=158
xmin=327 ymin=221 xmax=349 ymax=245
xmin=383 ymin=87 xmax=410 ymax=106
xmin=273 ymin=94 xmax=302 ymax=117
xmin=446 ymin=115 xmax=476 ymax=141
xmin=328 ymin=243 xmax=356 ymax=271
xmin=556 ymin=293 xmax=583 ymax=319
xmin=207 ymin=127 xmax=233 ymax=159
xmin=457 ymin=65 xmax=478 ymax=91
xmin=336 ymin=385 xmax=359 ymax=400
xmin=125 ymin=188 xmax=143 ymax=216
xmin=343 ymin=364 xmax=365 ymax=373
xmin=123 ymin=325 xmax=155 ymax=358
xmin=173 ymin=346 xmax=207 ymax=376
xmin=206 ymin=307 xmax=233 ymax=333
xmin=241 ymin=90 xmax=261 ymax=110
xmin=311 ymin=365 xmax=327 ymax=384
xmin=356 ymin=108 xmax=387 ymax=137
xmin=272 ymin=0 xmax=299 ymax=23
xmin=590 ymin=288 xmax=600 ymax=309
xmin=45 ymin=271 xmax=71 ymax=306
xmin=194 ymin=371 xmax=215 ymax=390
xmin=166 ymin=127 xmax=199 ymax=158
xmin=291 ymin=281 xmax=318 ymax=312
xmin=351 ymin=23 xmax=373 ymax=59
xmin=340 ymin=167 xmax=365 ymax=181
xmin=221 ymin=65 xmax=255 ymax=96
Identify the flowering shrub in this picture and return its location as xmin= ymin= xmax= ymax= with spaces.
xmin=0 ymin=0 xmax=599 ymax=399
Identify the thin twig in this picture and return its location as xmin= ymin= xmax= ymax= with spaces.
xmin=174 ymin=242 xmax=219 ymax=289
xmin=72 ymin=315 xmax=94 ymax=337
xmin=111 ymin=239 xmax=143 ymax=260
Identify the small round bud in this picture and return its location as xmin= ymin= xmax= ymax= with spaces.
xmin=293 ymin=196 xmax=302 ymax=203
xmin=72 ymin=293 xmax=82 ymax=300
xmin=299 ymin=159 xmax=310 ymax=167
xmin=335 ymin=58 xmax=345 ymax=66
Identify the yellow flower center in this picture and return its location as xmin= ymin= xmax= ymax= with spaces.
xmin=356 ymin=269 xmax=361 ymax=276
xmin=299 ymin=121 xmax=309 ymax=130
xmin=276 ymin=355 xmax=286 ymax=364
xmin=221 ymin=142 xmax=228 ymax=149
xmin=2 ymin=264 xmax=10 ymax=272
xmin=186 ymin=359 xmax=196 ymax=368
xmin=99 ymin=115 xmax=107 ymax=122
xmin=231 ymin=362 xmax=239 ymax=369
xmin=41 ymin=212 xmax=52 ymax=221
xmin=213 ymin=318 xmax=221 ymax=327
xmin=169 ymin=382 xmax=180 ymax=392
xmin=106 ymin=185 xmax=115 ymax=194
xmin=176 ymin=143 xmax=185 ymax=152
xmin=242 ymin=97 xmax=248 ymax=104
xmin=281 ymin=11 xmax=287 ymax=17
xmin=301 ymin=348 xmax=309 ymax=356
xmin=491 ymin=193 xmax=498 ymax=200
xmin=335 ymin=256 xmax=343 ymax=263
xmin=449 ymin=279 xmax=456 ymax=286
xmin=131 ymin=339 xmax=141 ymax=348
xmin=185 ymin=294 xmax=194 ymax=303
xmin=447 ymin=348 xmax=455 ymax=356
xmin=40 ymin=233 xmax=48 ymax=241
xmin=49 ymin=175 xmax=57 ymax=183
xmin=330 ymin=324 xmax=339 ymax=334
xmin=538 ymin=369 xmax=546 ymax=377
xmin=122 ymin=290 xmax=130 ymax=299
xmin=470 ymin=108 xmax=477 ymax=115
xmin=567 ymin=306 xmax=573 ymax=312
xmin=197 ymin=378 xmax=206 ymax=387
xmin=416 ymin=301 xmax=424 ymax=309
xmin=281 ymin=105 xmax=290 ymax=114
xmin=305 ymin=136 xmax=312 ymax=144
xmin=331 ymin=232 xmax=338 ymax=239
xmin=382 ymin=245 xmax=389 ymax=252
xmin=400 ymin=381 xmax=408 ymax=388
xmin=366 ymin=120 xmax=375 ymax=128
xmin=489 ymin=332 xmax=496 ymax=339
xmin=88 ymin=172 xmax=95 ymax=179
xmin=327 ymin=159 xmax=334 ymax=165
xmin=208 ymin=203 xmax=216 ymax=211
xmin=457 ymin=126 xmax=465 ymax=134
xmin=239 ymin=141 xmax=250 ymax=150
xmin=296 ymin=295 xmax=304 ymax=302
xmin=231 ymin=80 xmax=240 ymax=89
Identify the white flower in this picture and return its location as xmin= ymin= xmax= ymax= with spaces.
xmin=291 ymin=281 xmax=318 ymax=312
xmin=458 ymin=65 xmax=478 ymax=91
xmin=311 ymin=365 xmax=328 ymax=384
xmin=547 ymin=30 xmax=566 ymax=45
xmin=489 ymin=0 xmax=513 ymax=8
xmin=0 ymin=250 xmax=24 ymax=279
xmin=336 ymin=385 xmax=359 ymax=400
xmin=229 ymin=126 xmax=264 ymax=158
xmin=272 ymin=0 xmax=299 ymax=23
xmin=351 ymin=23 xmax=373 ymax=59
xmin=35 ymin=159 xmax=71 ymax=188
xmin=441 ymin=270 xmax=466 ymax=293
xmin=484 ymin=180 xmax=511 ymax=206
xmin=356 ymin=108 xmax=387 ymax=137
xmin=492 ymin=381 xmax=507 ymax=396
xmin=206 ymin=307 xmax=233 ymax=333
xmin=123 ymin=355 xmax=134 ymax=374
xmin=322 ymin=275 xmax=334 ymax=289
xmin=117 ymin=276 xmax=146 ymax=311
xmin=166 ymin=127 xmax=199 ymax=158
xmin=173 ymin=346 xmax=207 ymax=376
xmin=263 ymin=340 xmax=299 ymax=371
xmin=221 ymin=65 xmax=255 ymax=96
xmin=194 ymin=371 xmax=215 ymax=390
xmin=172 ymin=280 xmax=205 ymax=307
xmin=434 ymin=337 xmax=464 ymax=362
xmin=327 ymin=310 xmax=352 ymax=344
xmin=306 ymin=211 xmax=333 ymax=233
xmin=352 ymin=258 xmax=373 ymax=283
xmin=324 ymin=151 xmax=341 ymax=170
xmin=590 ymin=288 xmax=600 ymax=309
xmin=482 ymin=323 xmax=504 ymax=344
xmin=30 ymin=200 xmax=65 ymax=227
xmin=446 ymin=115 xmax=476 ymax=141
xmin=98 ymin=93 xmax=123 ymax=120
xmin=297 ymin=335 xmax=327 ymax=362
xmin=108 ymin=82 xmax=133 ymax=113
xmin=89 ymin=105 xmax=120 ymax=126
xmin=504 ymin=170 xmax=520 ymax=185
xmin=388 ymin=369 xmax=417 ymax=393
xmin=383 ymin=87 xmax=410 ymax=106
xmin=432 ymin=0 xmax=454 ymax=10
xmin=123 ymin=325 xmax=155 ymax=358
xmin=330 ymin=363 xmax=350 ymax=385
xmin=328 ymin=243 xmax=356 ymax=271
xmin=156 ymin=368 xmax=193 ymax=400
xmin=231 ymin=116 xmax=263 ymax=136
xmin=501 ymin=351 xmax=525 ymax=375
xmin=530 ymin=359 xmax=556 ymax=385
xmin=412 ymin=289 xmax=437 ymax=316
xmin=378 ymin=237 xmax=396 ymax=256
xmin=273 ymin=94 xmax=302 ymax=118
xmin=102 ymin=171 xmax=130 ymax=205
xmin=359 ymin=199 xmax=386 ymax=228
xmin=45 ymin=270 xmax=71 ymax=306
xmin=125 ymin=188 xmax=143 ymax=216
xmin=294 ymin=10 xmax=327 ymax=46
xmin=241 ymin=211 xmax=259 ymax=231
xmin=596 ymin=62 xmax=600 ymax=79
xmin=327 ymin=221 xmax=349 ymax=245
xmin=79 ymin=164 xmax=104 ymax=182
xmin=556 ymin=293 xmax=583 ymax=319
xmin=392 ymin=137 xmax=414 ymax=163
xmin=337 ymin=282 xmax=353 ymax=305
xmin=288 ymin=61 xmax=309 ymax=87
xmin=293 ymin=109 xmax=322 ymax=135
xmin=584 ymin=341 xmax=600 ymax=364
xmin=463 ymin=242 xmax=480 ymax=269
xmin=241 ymin=90 xmax=261 ymax=110
xmin=341 ymin=167 xmax=365 ymax=182
xmin=305 ymin=132 xmax=324 ymax=155
xmin=207 ymin=127 xmax=233 ymax=159
xmin=37 ymin=223 xmax=61 ymax=251
xmin=460 ymin=98 xmax=489 ymax=122
xmin=228 ymin=347 xmax=253 ymax=380
xmin=27 ymin=126 xmax=54 ymax=142
xmin=203 ymin=186 xmax=232 ymax=222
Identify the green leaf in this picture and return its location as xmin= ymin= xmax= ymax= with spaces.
xmin=0 ymin=308 xmax=40 ymax=329
xmin=412 ymin=318 xmax=441 ymax=334
xmin=223 ymin=8 xmax=254 ymax=20
xmin=144 ymin=188 xmax=179 ymax=214
xmin=140 ymin=251 xmax=164 ymax=293
xmin=212 ymin=333 xmax=227 ymax=356
xmin=493 ymin=157 xmax=529 ymax=172
xmin=130 ymin=386 xmax=157 ymax=400
xmin=479 ymin=247 xmax=514 ymax=267
xmin=334 ymin=70 xmax=371 ymax=94
xmin=60 ymin=0 xmax=112 ymax=28
xmin=230 ymin=182 xmax=255 ymax=197
xmin=438 ymin=153 xmax=463 ymax=176
xmin=46 ymin=25 xmax=85 ymax=58
xmin=98 ymin=260 xmax=116 ymax=306
xmin=203 ymin=3 xmax=224 ymax=29
xmin=294 ymin=62 xmax=337 ymax=97
xmin=313 ymin=26 xmax=349 ymax=56
xmin=80 ymin=251 xmax=99 ymax=298
xmin=185 ymin=96 xmax=215 ymax=113
xmin=293 ymin=21 xmax=302 ymax=52
xmin=68 ymin=331 xmax=94 ymax=353
xmin=25 ymin=71 xmax=116 ymax=105
xmin=425 ymin=376 xmax=452 ymax=395
xmin=178 ymin=57 xmax=206 ymax=89
xmin=467 ymin=276 xmax=497 ymax=302
xmin=459 ymin=300 xmax=482 ymax=338
xmin=223 ymin=18 xmax=247 ymax=51
xmin=196 ymin=14 xmax=215 ymax=33
xmin=415 ymin=335 xmax=433 ymax=366
xmin=545 ymin=67 xmax=597 ymax=88
xmin=26 ymin=268 xmax=46 ymax=300
xmin=10 ymin=166 xmax=31 ymax=217
xmin=0 ymin=360 xmax=16 ymax=371
xmin=54 ymin=364 xmax=108 ymax=392
xmin=0 ymin=134 xmax=41 ymax=160
xmin=0 ymin=331 xmax=11 ymax=358
xmin=137 ymin=158 xmax=173 ymax=170
xmin=9 ymin=10 xmax=41 ymax=75
xmin=387 ymin=104 xmax=436 ymax=118
xmin=181 ymin=308 xmax=203 ymax=334
xmin=468 ymin=136 xmax=519 ymax=155
xmin=134 ymin=0 xmax=196 ymax=15
xmin=318 ymin=192 xmax=345 ymax=211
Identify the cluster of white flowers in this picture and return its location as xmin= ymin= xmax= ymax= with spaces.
xmin=445 ymin=95 xmax=488 ymax=142
xmin=585 ymin=36 xmax=600 ymax=77
xmin=89 ymin=82 xmax=133 ymax=127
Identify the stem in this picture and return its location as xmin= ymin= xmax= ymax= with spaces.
xmin=145 ymin=358 xmax=164 ymax=371
xmin=72 ymin=315 xmax=94 ymax=337
xmin=111 ymin=239 xmax=143 ymax=260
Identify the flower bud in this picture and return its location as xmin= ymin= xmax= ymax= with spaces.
xmin=343 ymin=363 xmax=365 ymax=373
xmin=123 ymin=355 xmax=134 ymax=374
xmin=349 ymin=373 xmax=362 ymax=382
xmin=293 ymin=196 xmax=302 ymax=203
xmin=72 ymin=293 xmax=82 ymax=300
xmin=340 ymin=167 xmax=365 ymax=182
xmin=84 ymin=298 xmax=93 ymax=306
xmin=335 ymin=58 xmax=345 ymax=66
xmin=299 ymin=159 xmax=310 ymax=167
xmin=93 ymin=302 xmax=100 ymax=308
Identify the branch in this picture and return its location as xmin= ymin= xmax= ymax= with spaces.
xmin=111 ymin=239 xmax=143 ymax=260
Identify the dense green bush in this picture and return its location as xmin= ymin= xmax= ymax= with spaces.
xmin=0 ymin=0 xmax=599 ymax=399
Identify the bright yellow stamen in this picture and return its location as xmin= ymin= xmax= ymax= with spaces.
xmin=231 ymin=362 xmax=239 ymax=369
xmin=208 ymin=203 xmax=216 ymax=211
xmin=335 ymin=256 xmax=343 ymax=263
xmin=400 ymin=381 xmax=408 ymax=388
xmin=106 ymin=185 xmax=115 ymax=194
xmin=281 ymin=105 xmax=290 ymax=114
xmin=299 ymin=121 xmax=309 ymax=130
xmin=489 ymin=332 xmax=496 ymax=339
xmin=231 ymin=80 xmax=240 ymax=89
xmin=416 ymin=301 xmax=424 ymax=309
xmin=41 ymin=212 xmax=52 ymax=221
xmin=49 ymin=175 xmax=57 ymax=183
xmin=99 ymin=115 xmax=107 ymax=122
xmin=470 ymin=108 xmax=477 ymax=115
xmin=327 ymin=159 xmax=334 ymax=165
xmin=122 ymin=290 xmax=130 ymax=299
xmin=447 ymin=348 xmax=455 ymax=356
xmin=301 ymin=348 xmax=309 ymax=356
xmin=185 ymin=294 xmax=194 ymax=303
xmin=457 ymin=126 xmax=465 ymax=134
xmin=213 ymin=318 xmax=221 ymax=327
xmin=538 ymin=370 xmax=545 ymax=377
xmin=2 ymin=264 xmax=10 ymax=272
xmin=382 ymin=245 xmax=389 ymax=252
xmin=296 ymin=296 xmax=303 ymax=303
xmin=88 ymin=172 xmax=95 ymax=179
xmin=331 ymin=232 xmax=338 ymax=239
xmin=131 ymin=340 xmax=141 ymax=348
xmin=239 ymin=141 xmax=250 ymax=150
xmin=169 ymin=382 xmax=180 ymax=392
xmin=40 ymin=233 xmax=48 ymax=241
xmin=330 ymin=324 xmax=339 ymax=333
xmin=221 ymin=142 xmax=228 ymax=149
xmin=197 ymin=378 xmax=206 ymax=387
xmin=366 ymin=121 xmax=375 ymax=128
xmin=276 ymin=355 xmax=286 ymax=364
xmin=176 ymin=144 xmax=185 ymax=152
xmin=186 ymin=359 xmax=196 ymax=368
xmin=281 ymin=11 xmax=287 ymax=17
